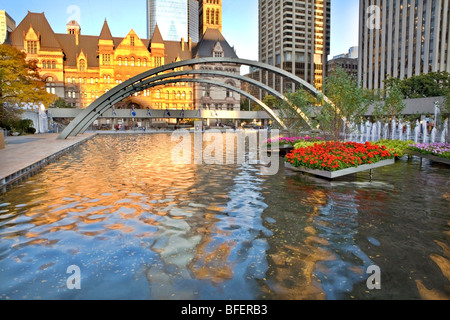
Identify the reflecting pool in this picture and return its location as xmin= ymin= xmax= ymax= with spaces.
xmin=0 ymin=134 xmax=449 ymax=300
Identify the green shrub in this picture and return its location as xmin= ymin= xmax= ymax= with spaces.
xmin=374 ymin=139 xmax=414 ymax=158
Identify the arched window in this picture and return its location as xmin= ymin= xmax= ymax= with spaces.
xmin=79 ymin=59 xmax=86 ymax=72
xmin=143 ymin=58 xmax=147 ymax=67
xmin=206 ymin=9 xmax=210 ymax=24
xmin=42 ymin=60 xmax=46 ymax=69
xmin=131 ymin=57 xmax=135 ymax=67
xmin=182 ymin=91 xmax=186 ymax=100
xmin=125 ymin=58 xmax=128 ymax=66
xmin=177 ymin=91 xmax=181 ymax=100
xmin=210 ymin=9 xmax=214 ymax=24
xmin=165 ymin=91 xmax=170 ymax=99
xmin=47 ymin=61 xmax=52 ymax=69
xmin=155 ymin=90 xmax=161 ymax=99
xmin=137 ymin=58 xmax=141 ymax=67
xmin=45 ymin=77 xmax=55 ymax=94
xmin=52 ymin=61 xmax=56 ymax=69
xmin=118 ymin=57 xmax=122 ymax=66
xmin=216 ymin=10 xmax=220 ymax=25
xmin=172 ymin=91 xmax=176 ymax=100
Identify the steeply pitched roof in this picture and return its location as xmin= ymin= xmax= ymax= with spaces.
xmin=56 ymin=34 xmax=100 ymax=68
xmin=7 ymin=11 xmax=62 ymax=51
xmin=164 ymin=40 xmax=197 ymax=63
xmin=151 ymin=24 xmax=164 ymax=44
xmin=99 ymin=19 xmax=113 ymax=41
xmin=193 ymin=28 xmax=238 ymax=59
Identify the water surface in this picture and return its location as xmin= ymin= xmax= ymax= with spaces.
xmin=0 ymin=134 xmax=448 ymax=300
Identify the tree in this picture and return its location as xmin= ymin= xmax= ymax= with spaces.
xmin=52 ymin=97 xmax=73 ymax=109
xmin=382 ymin=80 xmax=406 ymax=120
xmin=318 ymin=67 xmax=370 ymax=140
xmin=385 ymin=72 xmax=450 ymax=98
xmin=443 ymin=90 xmax=450 ymax=115
xmin=272 ymin=90 xmax=319 ymax=136
xmin=0 ymin=44 xmax=56 ymax=124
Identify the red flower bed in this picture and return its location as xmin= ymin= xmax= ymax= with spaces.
xmin=286 ymin=141 xmax=397 ymax=172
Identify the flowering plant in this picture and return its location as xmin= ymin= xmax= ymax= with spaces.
xmin=408 ymin=143 xmax=450 ymax=159
xmin=286 ymin=141 xmax=396 ymax=172
xmin=266 ymin=136 xmax=324 ymax=148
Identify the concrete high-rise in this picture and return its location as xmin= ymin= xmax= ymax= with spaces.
xmin=147 ymin=0 xmax=199 ymax=42
xmin=358 ymin=0 xmax=450 ymax=90
xmin=0 ymin=10 xmax=16 ymax=44
xmin=257 ymin=0 xmax=331 ymax=93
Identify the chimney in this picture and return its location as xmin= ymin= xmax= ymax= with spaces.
xmin=181 ymin=37 xmax=184 ymax=51
xmin=188 ymin=37 xmax=192 ymax=51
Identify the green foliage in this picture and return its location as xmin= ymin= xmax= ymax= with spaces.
xmin=382 ymin=80 xmax=406 ymax=119
xmin=52 ymin=97 xmax=73 ymax=109
xmin=271 ymin=90 xmax=319 ymax=136
xmin=385 ymin=72 xmax=450 ymax=99
xmin=374 ymin=139 xmax=414 ymax=158
xmin=318 ymin=67 xmax=370 ymax=140
xmin=1 ymin=118 xmax=35 ymax=135
xmin=443 ymin=90 xmax=450 ymax=115
xmin=0 ymin=44 xmax=56 ymax=123
xmin=293 ymin=140 xmax=325 ymax=149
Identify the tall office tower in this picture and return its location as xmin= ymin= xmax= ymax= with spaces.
xmin=358 ymin=0 xmax=450 ymax=90
xmin=198 ymin=0 xmax=222 ymax=37
xmin=188 ymin=0 xmax=200 ymax=42
xmin=147 ymin=0 xmax=199 ymax=42
xmin=258 ymin=0 xmax=331 ymax=93
xmin=0 ymin=10 xmax=16 ymax=44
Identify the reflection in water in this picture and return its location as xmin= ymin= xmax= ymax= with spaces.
xmin=0 ymin=134 xmax=449 ymax=300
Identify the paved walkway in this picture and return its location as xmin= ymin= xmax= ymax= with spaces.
xmin=0 ymin=133 xmax=96 ymax=189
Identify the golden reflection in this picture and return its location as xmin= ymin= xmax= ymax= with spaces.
xmin=416 ymin=239 xmax=450 ymax=300
xmin=262 ymin=189 xmax=331 ymax=300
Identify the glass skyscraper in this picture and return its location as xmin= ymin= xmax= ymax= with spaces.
xmin=147 ymin=0 xmax=199 ymax=42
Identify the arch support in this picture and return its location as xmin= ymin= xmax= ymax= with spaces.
xmin=58 ymin=58 xmax=336 ymax=139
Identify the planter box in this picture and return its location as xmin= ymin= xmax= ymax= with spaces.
xmin=407 ymin=151 xmax=450 ymax=166
xmin=285 ymin=158 xmax=396 ymax=179
xmin=267 ymin=145 xmax=294 ymax=157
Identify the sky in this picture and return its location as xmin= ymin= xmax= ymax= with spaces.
xmin=2 ymin=0 xmax=360 ymax=62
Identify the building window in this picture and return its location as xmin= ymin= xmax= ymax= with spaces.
xmin=125 ymin=58 xmax=128 ymax=66
xmin=27 ymin=41 xmax=38 ymax=54
xmin=130 ymin=36 xmax=135 ymax=47
xmin=79 ymin=59 xmax=86 ymax=72
xmin=143 ymin=59 xmax=147 ymax=67
xmin=45 ymin=77 xmax=55 ymax=94
xmin=118 ymin=57 xmax=122 ymax=66
xmin=131 ymin=57 xmax=135 ymax=67
xmin=137 ymin=58 xmax=141 ymax=67
xmin=155 ymin=90 xmax=161 ymax=99
xmin=102 ymin=54 xmax=111 ymax=65
xmin=52 ymin=61 xmax=56 ymax=69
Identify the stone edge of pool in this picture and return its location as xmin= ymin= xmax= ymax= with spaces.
xmin=0 ymin=133 xmax=97 ymax=192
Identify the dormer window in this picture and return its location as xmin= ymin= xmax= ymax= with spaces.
xmin=79 ymin=59 xmax=86 ymax=72
xmin=27 ymin=40 xmax=38 ymax=54
xmin=213 ymin=41 xmax=224 ymax=58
